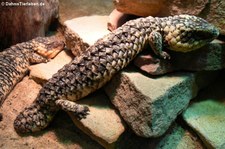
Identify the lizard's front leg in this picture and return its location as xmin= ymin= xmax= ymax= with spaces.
xmin=149 ymin=31 xmax=171 ymax=59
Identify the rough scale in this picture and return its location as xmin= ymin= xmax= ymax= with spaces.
xmin=0 ymin=36 xmax=64 ymax=112
xmin=14 ymin=15 xmax=219 ymax=133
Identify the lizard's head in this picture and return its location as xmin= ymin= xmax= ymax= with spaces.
xmin=164 ymin=15 xmax=219 ymax=52
xmin=31 ymin=36 xmax=65 ymax=59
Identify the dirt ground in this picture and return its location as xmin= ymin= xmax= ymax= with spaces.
xmin=0 ymin=77 xmax=103 ymax=149
xmin=0 ymin=1 xmax=114 ymax=148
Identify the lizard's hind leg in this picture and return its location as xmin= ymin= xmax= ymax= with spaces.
xmin=55 ymin=99 xmax=89 ymax=120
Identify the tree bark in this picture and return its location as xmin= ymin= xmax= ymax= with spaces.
xmin=0 ymin=0 xmax=59 ymax=50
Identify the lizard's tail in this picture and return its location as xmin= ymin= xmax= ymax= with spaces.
xmin=14 ymin=103 xmax=57 ymax=133
xmin=0 ymin=96 xmax=6 ymax=107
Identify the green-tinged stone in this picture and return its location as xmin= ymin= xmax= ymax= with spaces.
xmin=105 ymin=70 xmax=197 ymax=138
xmin=105 ymin=66 xmax=218 ymax=138
xmin=156 ymin=124 xmax=204 ymax=149
xmin=183 ymin=100 xmax=225 ymax=149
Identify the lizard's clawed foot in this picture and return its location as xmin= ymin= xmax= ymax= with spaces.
xmin=56 ymin=99 xmax=90 ymax=120
xmin=160 ymin=51 xmax=171 ymax=60
xmin=74 ymin=106 xmax=90 ymax=120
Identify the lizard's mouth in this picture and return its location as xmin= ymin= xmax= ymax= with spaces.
xmin=39 ymin=41 xmax=65 ymax=59
xmin=193 ymin=27 xmax=219 ymax=41
xmin=35 ymin=37 xmax=65 ymax=59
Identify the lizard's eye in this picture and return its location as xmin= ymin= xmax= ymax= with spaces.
xmin=192 ymin=30 xmax=216 ymax=40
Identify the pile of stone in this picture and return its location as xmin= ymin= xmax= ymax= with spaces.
xmin=1 ymin=0 xmax=225 ymax=148
xmin=30 ymin=7 xmax=225 ymax=148
xmin=60 ymin=1 xmax=225 ymax=148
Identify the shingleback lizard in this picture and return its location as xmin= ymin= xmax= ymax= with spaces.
xmin=0 ymin=36 xmax=64 ymax=118
xmin=14 ymin=15 xmax=219 ymax=133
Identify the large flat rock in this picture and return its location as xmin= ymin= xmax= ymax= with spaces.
xmin=154 ymin=123 xmax=204 ymax=149
xmin=117 ymin=122 xmax=204 ymax=149
xmin=29 ymin=16 xmax=125 ymax=148
xmin=114 ymin=0 xmax=165 ymax=17
xmin=64 ymin=15 xmax=111 ymax=46
xmin=63 ymin=15 xmax=111 ymax=56
xmin=0 ymin=77 xmax=101 ymax=149
xmin=69 ymin=91 xmax=126 ymax=149
xmin=104 ymin=66 xmax=219 ymax=137
xmin=29 ymin=51 xmax=126 ymax=148
xmin=59 ymin=0 xmax=113 ymax=22
xmin=113 ymin=0 xmax=225 ymax=35
xmin=29 ymin=50 xmax=73 ymax=84
xmin=30 ymin=16 xmax=111 ymax=83
xmin=114 ymin=0 xmax=207 ymax=17
xmin=199 ymin=0 xmax=225 ymax=35
xmin=182 ymin=100 xmax=225 ymax=149
xmin=182 ymin=72 xmax=225 ymax=149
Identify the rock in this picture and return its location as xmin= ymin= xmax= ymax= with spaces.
xmin=68 ymin=91 xmax=125 ymax=149
xmin=113 ymin=0 xmax=225 ymax=35
xmin=108 ymin=9 xmax=126 ymax=31
xmin=113 ymin=0 xmax=165 ymax=17
xmin=59 ymin=0 xmax=113 ymax=22
xmin=161 ymin=0 xmax=225 ymax=35
xmin=182 ymin=73 xmax=225 ymax=149
xmin=154 ymin=123 xmax=204 ymax=149
xmin=104 ymin=66 xmax=219 ymax=138
xmin=182 ymin=100 xmax=225 ymax=149
xmin=113 ymin=0 xmax=207 ymax=17
xmin=197 ymin=70 xmax=225 ymax=104
xmin=134 ymin=40 xmax=225 ymax=75
xmin=159 ymin=0 xmax=208 ymax=16
xmin=134 ymin=52 xmax=174 ymax=75
xmin=0 ymin=77 xmax=101 ymax=148
xmin=107 ymin=9 xmax=137 ymax=31
xmin=29 ymin=49 xmax=73 ymax=84
xmin=64 ymin=16 xmax=110 ymax=46
xmin=63 ymin=16 xmax=111 ymax=56
xmin=198 ymin=0 xmax=225 ymax=35
xmin=117 ymin=122 xmax=204 ymax=148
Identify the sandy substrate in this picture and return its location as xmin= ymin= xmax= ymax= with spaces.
xmin=0 ymin=77 xmax=102 ymax=149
